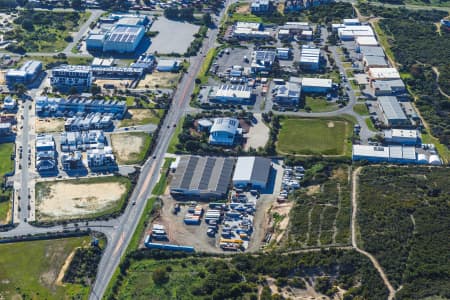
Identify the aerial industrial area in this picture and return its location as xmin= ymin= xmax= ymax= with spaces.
xmin=0 ymin=0 xmax=448 ymax=299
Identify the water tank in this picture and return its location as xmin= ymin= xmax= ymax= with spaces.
xmin=428 ymin=155 xmax=441 ymax=165
xmin=197 ymin=119 xmax=213 ymax=132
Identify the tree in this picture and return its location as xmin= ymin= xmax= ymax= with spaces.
xmin=21 ymin=19 xmax=34 ymax=31
xmin=164 ymin=7 xmax=179 ymax=19
xmin=69 ymin=86 xmax=78 ymax=95
xmin=14 ymin=83 xmax=27 ymax=95
xmin=180 ymin=8 xmax=194 ymax=20
xmin=152 ymin=268 xmax=169 ymax=285
xmin=202 ymin=13 xmax=213 ymax=27
xmin=71 ymin=0 xmax=83 ymax=9
xmin=90 ymin=84 xmax=101 ymax=96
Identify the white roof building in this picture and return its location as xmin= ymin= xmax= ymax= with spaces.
xmin=356 ymin=36 xmax=379 ymax=47
xmin=210 ymin=85 xmax=253 ymax=103
xmin=209 ymin=118 xmax=241 ymax=146
xmin=232 ymin=156 xmax=272 ymax=189
xmin=368 ymin=68 xmax=401 ymax=80
xmin=384 ymin=129 xmax=420 ymax=145
xmin=301 ymin=77 xmax=332 ymax=93
xmin=343 ymin=18 xmax=361 ymax=26
xmin=235 ymin=22 xmax=262 ymax=31
xmin=338 ymin=25 xmax=374 ymax=40
xmin=352 ymin=145 xmax=418 ymax=163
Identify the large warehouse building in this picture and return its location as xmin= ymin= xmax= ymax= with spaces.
xmin=232 ymin=156 xmax=271 ymax=190
xmin=86 ymin=24 xmax=145 ymax=53
xmin=378 ymin=96 xmax=410 ymax=127
xmin=170 ymin=156 xmax=235 ymax=200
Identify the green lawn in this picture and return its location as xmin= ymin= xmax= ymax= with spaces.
xmin=0 ymin=143 xmax=14 ymax=223
xmin=304 ymin=96 xmax=339 ymax=113
xmin=167 ymin=117 xmax=184 ymax=154
xmin=230 ymin=13 xmax=262 ymax=23
xmin=353 ymin=103 xmax=369 ymax=116
xmin=277 ymin=118 xmax=352 ymax=155
xmin=0 ymin=143 xmax=14 ymax=177
xmin=365 ymin=117 xmax=376 ymax=132
xmin=0 ymin=237 xmax=91 ymax=300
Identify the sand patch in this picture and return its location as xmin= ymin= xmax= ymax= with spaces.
xmin=137 ymin=72 xmax=181 ymax=89
xmin=244 ymin=114 xmax=270 ymax=150
xmin=236 ymin=4 xmax=250 ymax=13
xmin=56 ymin=249 xmax=77 ymax=286
xmin=36 ymin=118 xmax=65 ymax=133
xmin=119 ymin=108 xmax=161 ymax=127
xmin=36 ymin=180 xmax=127 ymax=220
xmin=306 ymin=185 xmax=321 ymax=196
xmin=327 ymin=121 xmax=335 ymax=128
xmin=111 ymin=133 xmax=148 ymax=165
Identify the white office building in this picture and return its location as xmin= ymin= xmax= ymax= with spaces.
xmin=209 ymin=117 xmax=242 ymax=146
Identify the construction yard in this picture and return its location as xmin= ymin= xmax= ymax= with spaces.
xmin=111 ymin=132 xmax=151 ymax=165
xmin=137 ymin=71 xmax=182 ymax=89
xmin=244 ymin=114 xmax=270 ymax=150
xmin=35 ymin=118 xmax=65 ymax=133
xmin=35 ymin=176 xmax=131 ymax=221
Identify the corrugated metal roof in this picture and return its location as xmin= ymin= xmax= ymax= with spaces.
xmin=378 ymin=96 xmax=407 ymax=121
xmin=233 ymin=156 xmax=271 ymax=183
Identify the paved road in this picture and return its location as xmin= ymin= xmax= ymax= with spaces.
xmin=88 ymin=2 xmax=233 ymax=299
xmin=62 ymin=9 xmax=104 ymax=56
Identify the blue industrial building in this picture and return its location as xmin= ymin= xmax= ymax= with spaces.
xmin=6 ymin=60 xmax=42 ymax=86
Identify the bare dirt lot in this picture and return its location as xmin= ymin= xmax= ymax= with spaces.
xmin=236 ymin=4 xmax=250 ymax=13
xmin=35 ymin=178 xmax=128 ymax=220
xmin=36 ymin=118 xmax=65 ymax=133
xmin=94 ymin=79 xmax=132 ymax=89
xmin=244 ymin=114 xmax=270 ymax=150
xmin=137 ymin=72 xmax=181 ymax=89
xmin=0 ymin=71 xmax=5 ymax=85
xmin=111 ymin=132 xmax=150 ymax=165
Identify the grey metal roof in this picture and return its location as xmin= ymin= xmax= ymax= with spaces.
xmin=360 ymin=46 xmax=385 ymax=57
xmin=171 ymin=156 xmax=234 ymax=195
xmin=364 ymin=55 xmax=388 ymax=67
xmin=378 ymin=96 xmax=407 ymax=120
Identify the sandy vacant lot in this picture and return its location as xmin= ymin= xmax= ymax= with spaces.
xmin=111 ymin=132 xmax=149 ymax=165
xmin=36 ymin=118 xmax=65 ymax=133
xmin=36 ymin=180 xmax=127 ymax=220
xmin=137 ymin=72 xmax=181 ymax=89
xmin=95 ymin=79 xmax=132 ymax=89
xmin=244 ymin=114 xmax=270 ymax=150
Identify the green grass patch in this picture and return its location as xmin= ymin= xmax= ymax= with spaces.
xmin=27 ymin=55 xmax=93 ymax=68
xmin=277 ymin=118 xmax=353 ymax=156
xmin=0 ymin=200 xmax=11 ymax=224
xmin=421 ymin=131 xmax=450 ymax=164
xmin=111 ymin=132 xmax=152 ymax=165
xmin=229 ymin=13 xmax=262 ymax=23
xmin=126 ymin=96 xmax=135 ymax=107
xmin=365 ymin=117 xmax=376 ymax=132
xmin=372 ymin=21 xmax=395 ymax=64
xmin=151 ymin=158 xmax=175 ymax=195
xmin=167 ymin=117 xmax=184 ymax=154
xmin=0 ymin=236 xmax=91 ymax=299
xmin=127 ymin=197 xmax=157 ymax=253
xmin=0 ymin=143 xmax=14 ymax=177
xmin=304 ymin=96 xmax=339 ymax=113
xmin=353 ymin=103 xmax=369 ymax=116
xmin=119 ymin=109 xmax=164 ymax=128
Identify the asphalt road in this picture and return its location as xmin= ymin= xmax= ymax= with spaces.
xmin=62 ymin=9 xmax=104 ymax=56
xmin=88 ymin=2 xmax=233 ymax=298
